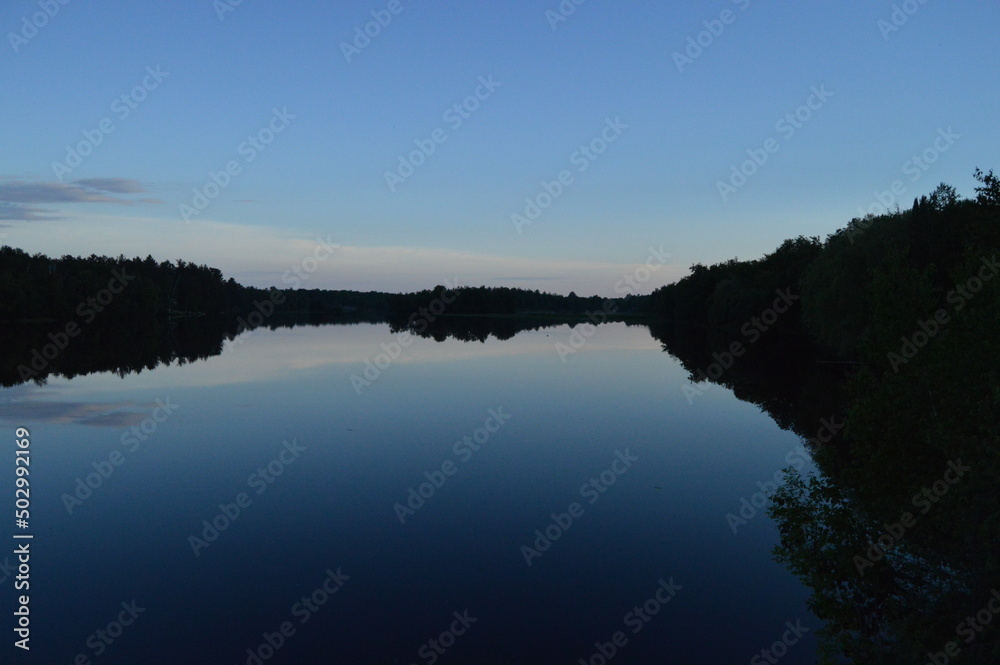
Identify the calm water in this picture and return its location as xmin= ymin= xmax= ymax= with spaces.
xmin=1 ymin=322 xmax=819 ymax=664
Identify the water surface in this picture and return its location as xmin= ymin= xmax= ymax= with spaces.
xmin=0 ymin=322 xmax=819 ymax=664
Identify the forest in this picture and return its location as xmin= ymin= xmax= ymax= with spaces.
xmin=649 ymin=168 xmax=1000 ymax=361
xmin=647 ymin=168 xmax=1000 ymax=662
xmin=0 ymin=248 xmax=630 ymax=325
xmin=0 ymin=245 xmax=640 ymax=386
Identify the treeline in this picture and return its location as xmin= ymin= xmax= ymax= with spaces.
xmin=0 ymin=246 xmax=648 ymax=325
xmin=648 ymin=169 xmax=1000 ymax=660
xmin=278 ymin=288 xmax=394 ymax=318
xmin=0 ymin=247 xmax=281 ymax=321
xmin=388 ymin=285 xmax=648 ymax=319
xmin=651 ymin=169 xmax=1000 ymax=361
xmin=651 ymin=234 xmax=822 ymax=345
xmin=0 ymin=246 xmax=409 ymax=323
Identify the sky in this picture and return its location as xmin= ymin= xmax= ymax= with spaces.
xmin=1 ymin=0 xmax=998 ymax=296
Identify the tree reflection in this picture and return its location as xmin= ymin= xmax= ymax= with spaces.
xmin=652 ymin=280 xmax=1000 ymax=663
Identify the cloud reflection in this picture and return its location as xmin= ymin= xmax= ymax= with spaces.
xmin=0 ymin=393 xmax=156 ymax=427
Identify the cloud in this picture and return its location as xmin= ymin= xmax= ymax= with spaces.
xmin=0 ymin=178 xmax=161 ymax=221
xmin=0 ymin=202 xmax=57 ymax=222
xmin=72 ymin=178 xmax=148 ymax=194
xmin=0 ymin=181 xmax=121 ymax=204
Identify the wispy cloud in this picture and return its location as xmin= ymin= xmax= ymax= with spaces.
xmin=0 ymin=202 xmax=56 ymax=222
xmin=72 ymin=178 xmax=148 ymax=194
xmin=0 ymin=178 xmax=162 ymax=220
xmin=0 ymin=181 xmax=121 ymax=204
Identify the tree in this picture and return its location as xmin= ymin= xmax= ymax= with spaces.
xmin=973 ymin=168 xmax=1000 ymax=207
xmin=927 ymin=183 xmax=958 ymax=211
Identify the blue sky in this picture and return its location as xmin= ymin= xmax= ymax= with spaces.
xmin=1 ymin=0 xmax=997 ymax=295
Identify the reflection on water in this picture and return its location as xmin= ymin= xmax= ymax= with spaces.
xmin=0 ymin=314 xmax=659 ymax=390
xmin=650 ymin=314 xmax=1000 ymax=663
xmin=13 ymin=314 xmax=991 ymax=663
xmin=0 ymin=319 xmax=820 ymax=663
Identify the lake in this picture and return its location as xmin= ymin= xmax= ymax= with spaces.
xmin=0 ymin=321 xmax=820 ymax=664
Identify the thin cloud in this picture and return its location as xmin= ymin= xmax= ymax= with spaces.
xmin=491 ymin=276 xmax=561 ymax=281
xmin=0 ymin=178 xmax=161 ymax=221
xmin=0 ymin=202 xmax=58 ymax=221
xmin=0 ymin=181 xmax=121 ymax=204
xmin=73 ymin=178 xmax=148 ymax=194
